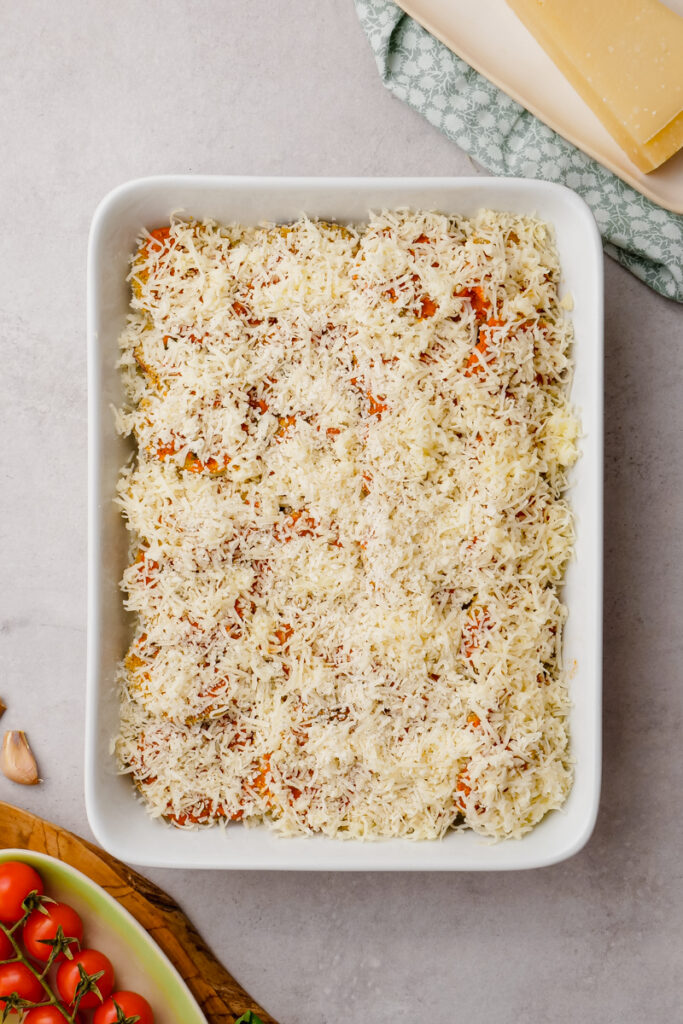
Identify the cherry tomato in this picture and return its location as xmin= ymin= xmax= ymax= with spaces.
xmin=94 ymin=990 xmax=155 ymax=1024
xmin=0 ymin=862 xmax=44 ymax=924
xmin=23 ymin=902 xmax=84 ymax=963
xmin=24 ymin=1007 xmax=85 ymax=1024
xmin=0 ymin=928 xmax=14 ymax=960
xmin=0 ymin=960 xmax=45 ymax=1004
xmin=57 ymin=949 xmax=114 ymax=1009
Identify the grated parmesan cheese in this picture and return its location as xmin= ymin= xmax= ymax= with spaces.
xmin=115 ymin=210 xmax=578 ymax=840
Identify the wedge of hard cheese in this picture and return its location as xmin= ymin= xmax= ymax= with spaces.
xmin=506 ymin=0 xmax=683 ymax=172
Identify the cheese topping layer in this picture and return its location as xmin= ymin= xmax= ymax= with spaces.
xmin=115 ymin=210 xmax=578 ymax=840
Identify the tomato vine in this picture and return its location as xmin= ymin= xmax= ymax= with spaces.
xmin=0 ymin=890 xmax=85 ymax=1021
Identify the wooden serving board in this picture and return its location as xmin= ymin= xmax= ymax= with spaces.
xmin=0 ymin=802 xmax=277 ymax=1024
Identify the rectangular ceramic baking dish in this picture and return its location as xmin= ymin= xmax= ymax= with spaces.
xmin=86 ymin=176 xmax=603 ymax=870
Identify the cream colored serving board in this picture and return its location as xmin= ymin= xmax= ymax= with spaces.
xmin=396 ymin=0 xmax=683 ymax=213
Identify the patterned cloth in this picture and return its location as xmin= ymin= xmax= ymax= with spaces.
xmin=354 ymin=0 xmax=683 ymax=302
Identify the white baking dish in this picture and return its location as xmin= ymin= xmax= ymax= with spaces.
xmin=87 ymin=176 xmax=603 ymax=870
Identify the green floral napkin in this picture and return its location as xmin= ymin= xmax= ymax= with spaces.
xmin=354 ymin=0 xmax=683 ymax=302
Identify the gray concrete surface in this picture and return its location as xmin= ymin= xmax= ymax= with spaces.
xmin=1 ymin=2 xmax=682 ymax=1022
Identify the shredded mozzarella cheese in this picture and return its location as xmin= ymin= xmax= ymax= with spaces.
xmin=115 ymin=210 xmax=578 ymax=840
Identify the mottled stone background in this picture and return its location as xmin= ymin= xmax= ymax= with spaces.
xmin=1 ymin=3 xmax=681 ymax=1022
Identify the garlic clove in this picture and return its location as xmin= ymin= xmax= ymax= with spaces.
xmin=1 ymin=731 xmax=40 ymax=785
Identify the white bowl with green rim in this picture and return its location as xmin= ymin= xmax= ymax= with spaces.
xmin=0 ymin=850 xmax=207 ymax=1024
